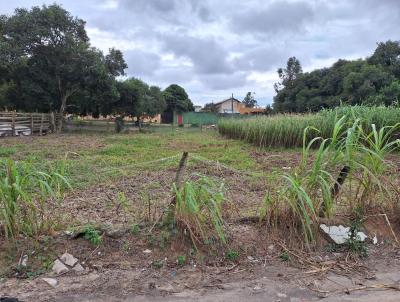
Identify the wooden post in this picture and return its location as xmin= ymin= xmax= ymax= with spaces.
xmin=49 ymin=112 xmax=55 ymax=133
xmin=331 ymin=165 xmax=350 ymax=198
xmin=39 ymin=113 xmax=44 ymax=136
xmin=30 ymin=113 xmax=34 ymax=136
xmin=319 ymin=165 xmax=351 ymax=217
xmin=174 ymin=152 xmax=189 ymax=192
xmin=11 ymin=112 xmax=15 ymax=136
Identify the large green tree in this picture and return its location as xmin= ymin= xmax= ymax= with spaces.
xmin=0 ymin=4 xmax=126 ymax=129
xmin=115 ymin=78 xmax=166 ymax=120
xmin=163 ymin=84 xmax=194 ymax=113
xmin=273 ymin=41 xmax=400 ymax=112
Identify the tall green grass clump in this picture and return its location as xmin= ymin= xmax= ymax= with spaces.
xmin=218 ymin=105 xmax=400 ymax=148
xmin=262 ymin=116 xmax=400 ymax=244
xmin=173 ymin=177 xmax=226 ymax=250
xmin=0 ymin=158 xmax=71 ymax=240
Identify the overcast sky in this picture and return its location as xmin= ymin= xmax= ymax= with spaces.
xmin=1 ymin=0 xmax=400 ymax=106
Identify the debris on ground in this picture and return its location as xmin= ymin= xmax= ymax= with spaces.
xmin=18 ymin=255 xmax=28 ymax=267
xmin=320 ymin=224 xmax=367 ymax=244
xmin=60 ymin=253 xmax=78 ymax=267
xmin=41 ymin=278 xmax=58 ymax=288
xmin=52 ymin=253 xmax=85 ymax=275
xmin=52 ymin=260 xmax=69 ymax=275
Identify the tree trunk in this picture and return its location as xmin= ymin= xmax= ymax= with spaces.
xmin=57 ymin=94 xmax=68 ymax=132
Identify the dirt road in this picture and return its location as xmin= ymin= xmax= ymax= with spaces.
xmin=2 ymin=257 xmax=400 ymax=302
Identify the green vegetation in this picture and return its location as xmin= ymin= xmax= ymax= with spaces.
xmin=218 ymin=105 xmax=400 ymax=148
xmin=274 ymin=41 xmax=400 ymax=112
xmin=0 ymin=159 xmax=70 ymax=240
xmin=83 ymin=225 xmax=102 ymax=246
xmin=225 ymin=250 xmax=239 ymax=261
xmin=173 ymin=177 xmax=226 ymax=249
xmin=0 ymin=5 xmax=192 ymax=121
xmin=177 ymin=255 xmax=186 ymax=266
xmin=261 ymin=115 xmax=400 ymax=243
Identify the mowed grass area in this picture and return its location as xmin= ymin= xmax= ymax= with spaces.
xmin=0 ymin=129 xmax=296 ymax=190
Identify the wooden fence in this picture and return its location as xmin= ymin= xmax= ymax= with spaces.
xmin=0 ymin=112 xmax=61 ymax=136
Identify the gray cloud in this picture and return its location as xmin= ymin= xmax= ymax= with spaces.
xmin=124 ymin=50 xmax=161 ymax=77
xmin=231 ymin=1 xmax=314 ymax=35
xmin=198 ymin=72 xmax=247 ymax=90
xmin=161 ymin=34 xmax=233 ymax=74
xmin=1 ymin=0 xmax=400 ymax=105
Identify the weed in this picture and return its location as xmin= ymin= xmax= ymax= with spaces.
xmin=122 ymin=241 xmax=130 ymax=252
xmin=173 ymin=176 xmax=226 ymax=250
xmin=0 ymin=158 xmax=71 ymax=240
xmin=83 ymin=225 xmax=102 ymax=245
xmin=279 ymin=251 xmax=290 ymax=262
xmin=152 ymin=260 xmax=163 ymax=269
xmin=177 ymin=255 xmax=186 ymax=266
xmin=225 ymin=249 xmax=239 ymax=261
xmin=130 ymin=224 xmax=140 ymax=235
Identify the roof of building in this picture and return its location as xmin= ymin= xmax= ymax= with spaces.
xmin=213 ymin=97 xmax=241 ymax=106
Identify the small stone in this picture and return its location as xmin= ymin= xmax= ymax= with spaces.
xmin=143 ymin=249 xmax=152 ymax=254
xmin=60 ymin=253 xmax=78 ymax=267
xmin=72 ymin=263 xmax=84 ymax=272
xmin=20 ymin=255 xmax=28 ymax=267
xmin=42 ymin=278 xmax=58 ymax=288
xmin=157 ymin=283 xmax=175 ymax=292
xmin=52 ymin=259 xmax=69 ymax=274
xmin=253 ymin=285 xmax=262 ymax=291
xmin=268 ymin=244 xmax=274 ymax=251
xmin=149 ymin=282 xmax=156 ymax=289
xmin=373 ymin=235 xmax=378 ymax=245
xmin=277 ymin=292 xmax=287 ymax=298
xmin=247 ymin=256 xmax=254 ymax=261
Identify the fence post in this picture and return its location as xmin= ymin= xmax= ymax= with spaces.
xmin=11 ymin=112 xmax=15 ymax=136
xmin=39 ymin=113 xmax=44 ymax=136
xmin=30 ymin=113 xmax=34 ymax=136
xmin=49 ymin=112 xmax=55 ymax=133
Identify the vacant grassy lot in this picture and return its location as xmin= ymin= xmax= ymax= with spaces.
xmin=1 ymin=128 xmax=400 ymax=301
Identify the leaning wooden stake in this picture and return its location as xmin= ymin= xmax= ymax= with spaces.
xmin=320 ymin=165 xmax=351 ymax=217
xmin=149 ymin=152 xmax=189 ymax=232
xmin=173 ymin=152 xmax=189 ymax=195
xmin=331 ymin=165 xmax=350 ymax=198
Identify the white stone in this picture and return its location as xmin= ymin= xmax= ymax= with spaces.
xmin=42 ymin=277 xmax=58 ymax=287
xmin=60 ymin=253 xmax=78 ymax=267
xmin=72 ymin=263 xmax=84 ymax=272
xmin=52 ymin=259 xmax=69 ymax=274
xmin=143 ymin=249 xmax=152 ymax=254
xmin=277 ymin=293 xmax=287 ymax=298
xmin=320 ymin=224 xmax=367 ymax=245
xmin=373 ymin=235 xmax=378 ymax=245
xmin=20 ymin=255 xmax=28 ymax=267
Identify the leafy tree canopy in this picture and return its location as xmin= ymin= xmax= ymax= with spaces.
xmin=163 ymin=84 xmax=194 ymax=113
xmin=242 ymin=92 xmax=257 ymax=108
xmin=273 ymin=41 xmax=400 ymax=112
xmin=0 ymin=4 xmax=127 ymax=127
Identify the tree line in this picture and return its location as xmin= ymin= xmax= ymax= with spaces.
xmin=273 ymin=41 xmax=400 ymax=112
xmin=0 ymin=4 xmax=194 ymax=127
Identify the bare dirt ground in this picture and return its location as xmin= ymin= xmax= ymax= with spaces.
xmin=2 ymin=245 xmax=400 ymax=301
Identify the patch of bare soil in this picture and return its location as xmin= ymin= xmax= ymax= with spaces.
xmin=1 ymin=237 xmax=400 ymax=301
xmin=58 ymin=161 xmax=267 ymax=227
xmin=1 ymin=134 xmax=105 ymax=159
